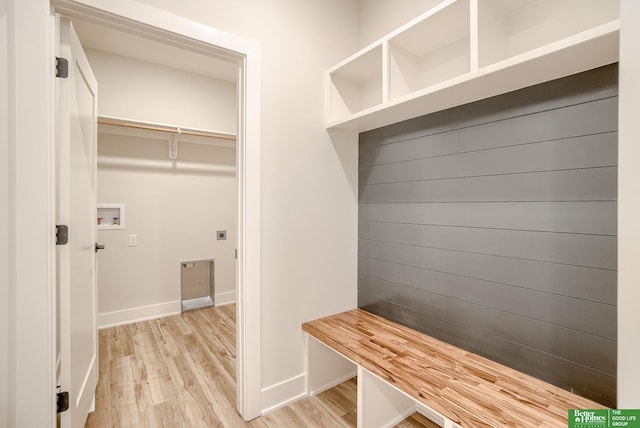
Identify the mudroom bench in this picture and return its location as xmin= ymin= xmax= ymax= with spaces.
xmin=302 ymin=309 xmax=604 ymax=428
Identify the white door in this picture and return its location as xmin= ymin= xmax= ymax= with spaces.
xmin=56 ymin=16 xmax=99 ymax=428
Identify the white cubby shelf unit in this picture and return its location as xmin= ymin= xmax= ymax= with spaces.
xmin=326 ymin=0 xmax=620 ymax=132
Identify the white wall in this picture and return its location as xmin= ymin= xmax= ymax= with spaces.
xmin=0 ymin=2 xmax=10 ymax=425
xmin=97 ymin=133 xmax=237 ymax=327
xmin=85 ymin=49 xmax=237 ymax=133
xmin=358 ymin=0 xmax=443 ymax=47
xmin=618 ymin=0 xmax=640 ymax=408
xmin=132 ymin=0 xmax=360 ymax=412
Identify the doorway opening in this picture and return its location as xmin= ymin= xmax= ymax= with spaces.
xmin=71 ymin=17 xmax=240 ymax=324
xmin=52 ymin=0 xmax=262 ymax=421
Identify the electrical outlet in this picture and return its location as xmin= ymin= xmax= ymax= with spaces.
xmin=128 ymin=234 xmax=138 ymax=247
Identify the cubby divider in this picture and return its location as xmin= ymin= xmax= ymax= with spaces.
xmin=389 ymin=0 xmax=471 ymax=100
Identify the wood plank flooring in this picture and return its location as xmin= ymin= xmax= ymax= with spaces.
xmin=86 ymin=305 xmax=436 ymax=428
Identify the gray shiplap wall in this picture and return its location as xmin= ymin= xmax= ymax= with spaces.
xmin=358 ymin=64 xmax=617 ymax=407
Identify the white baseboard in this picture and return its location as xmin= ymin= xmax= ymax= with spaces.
xmin=215 ymin=290 xmax=236 ymax=306
xmin=98 ymin=300 xmax=181 ymax=329
xmin=261 ymin=373 xmax=307 ymax=415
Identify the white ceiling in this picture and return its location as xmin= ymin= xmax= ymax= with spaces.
xmin=72 ymin=19 xmax=238 ymax=83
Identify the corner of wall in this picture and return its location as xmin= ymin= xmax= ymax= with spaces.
xmin=0 ymin=3 xmax=11 ymax=425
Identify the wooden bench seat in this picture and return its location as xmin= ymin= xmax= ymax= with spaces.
xmin=302 ymin=308 xmax=604 ymax=428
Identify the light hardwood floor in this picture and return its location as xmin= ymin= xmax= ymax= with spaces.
xmin=85 ymin=305 xmax=437 ymax=427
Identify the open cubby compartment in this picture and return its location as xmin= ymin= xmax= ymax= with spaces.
xmin=478 ymin=0 xmax=620 ymax=67
xmin=328 ymin=44 xmax=383 ymax=123
xmin=388 ymin=0 xmax=471 ymax=100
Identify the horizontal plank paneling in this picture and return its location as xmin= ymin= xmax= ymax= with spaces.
xmin=358 ymin=250 xmax=615 ymax=307
xmin=359 ymin=222 xmax=617 ymax=271
xmin=360 ymin=167 xmax=617 ymax=203
xmin=359 ymin=276 xmax=616 ymax=374
xmin=359 ymin=132 xmax=617 ymax=184
xmin=360 ymin=100 xmax=617 ymax=167
xmin=357 ymin=65 xmax=618 ymax=405
xmin=359 ymin=64 xmax=618 ymax=149
xmin=359 ymin=201 xmax=617 ymax=235
xmin=358 ymin=255 xmax=615 ymax=338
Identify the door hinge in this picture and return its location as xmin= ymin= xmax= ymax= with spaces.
xmin=56 ymin=57 xmax=69 ymax=78
xmin=57 ymin=391 xmax=69 ymax=414
xmin=56 ymin=225 xmax=69 ymax=245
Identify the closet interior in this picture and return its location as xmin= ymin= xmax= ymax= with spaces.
xmin=71 ymin=18 xmax=240 ymax=327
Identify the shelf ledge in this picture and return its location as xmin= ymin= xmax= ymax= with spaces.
xmin=98 ymin=115 xmax=236 ymax=147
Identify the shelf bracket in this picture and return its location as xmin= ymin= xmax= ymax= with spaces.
xmin=168 ymin=133 xmax=179 ymax=160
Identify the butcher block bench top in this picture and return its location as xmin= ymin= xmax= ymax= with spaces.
xmin=302 ymin=308 xmax=604 ymax=427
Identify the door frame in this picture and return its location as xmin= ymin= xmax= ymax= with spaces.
xmin=14 ymin=0 xmax=262 ymax=424
xmin=52 ymin=0 xmax=263 ymax=420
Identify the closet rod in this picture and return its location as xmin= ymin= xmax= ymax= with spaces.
xmin=98 ymin=116 xmax=236 ymax=141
